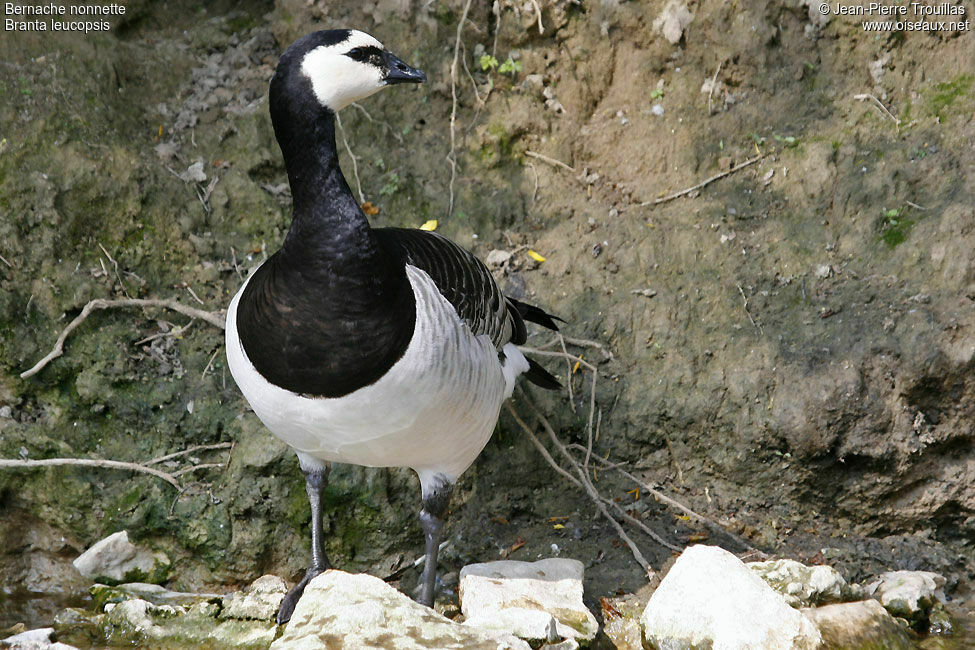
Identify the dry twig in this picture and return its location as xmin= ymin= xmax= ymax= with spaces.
xmin=21 ymin=298 xmax=225 ymax=379
xmin=146 ymin=442 xmax=233 ymax=466
xmin=853 ymin=93 xmax=900 ymax=125
xmin=736 ymin=283 xmax=763 ymax=333
xmin=707 ymin=60 xmax=724 ymax=115
xmin=524 ymin=150 xmax=575 ymax=173
xmin=336 ymin=112 xmax=365 ymax=203
xmin=641 ymin=154 xmax=766 ymax=207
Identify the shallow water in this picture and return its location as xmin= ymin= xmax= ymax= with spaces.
xmin=0 ymin=590 xmax=91 ymax=631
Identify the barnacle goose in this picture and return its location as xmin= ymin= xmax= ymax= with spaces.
xmin=225 ymin=29 xmax=561 ymax=624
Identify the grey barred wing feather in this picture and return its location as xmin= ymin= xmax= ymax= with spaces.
xmin=375 ymin=228 xmax=517 ymax=348
xmin=375 ymin=227 xmax=563 ymax=390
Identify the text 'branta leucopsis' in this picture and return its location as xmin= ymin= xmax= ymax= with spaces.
xmin=225 ymin=28 xmax=562 ymax=624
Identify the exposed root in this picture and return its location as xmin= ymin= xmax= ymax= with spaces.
xmin=0 ymin=443 xmax=233 ymax=490
xmin=513 ymin=335 xmax=761 ymax=570
xmin=585 ymin=452 xmax=761 ymax=556
xmin=446 ymin=0 xmax=475 ymax=218
xmin=21 ymin=297 xmax=225 ymax=379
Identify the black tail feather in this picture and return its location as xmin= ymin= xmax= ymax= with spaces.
xmin=525 ymin=357 xmax=561 ymax=390
xmin=508 ymin=298 xmax=564 ymax=332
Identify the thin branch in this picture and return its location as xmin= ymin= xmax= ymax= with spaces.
xmin=383 ymin=541 xmax=450 ymax=581
xmin=201 ymin=347 xmax=221 ymax=379
xmin=853 ymin=93 xmax=900 ymax=125
xmin=0 ymin=252 xmax=12 ymax=268
xmin=98 ymin=242 xmax=131 ymax=298
xmin=146 ymin=442 xmax=233 ymax=466
xmin=640 ymin=154 xmax=766 ymax=207
xmin=349 ymin=102 xmax=404 ymax=144
xmin=0 ymin=458 xmax=181 ymax=489
xmin=21 ymin=298 xmax=225 ymax=379
xmin=459 ymin=41 xmax=484 ymax=105
xmin=171 ymin=463 xmax=224 ymax=478
xmin=529 ymin=0 xmax=544 ymax=34
xmin=524 ymin=150 xmax=575 ymax=172
xmin=446 ymin=0 xmax=475 ymax=218
xmin=335 ymin=112 xmax=365 ymax=204
xmin=736 ymin=283 xmax=763 ymax=333
xmin=557 ymin=333 xmax=576 ymax=412
xmin=707 ymin=60 xmax=724 ymax=115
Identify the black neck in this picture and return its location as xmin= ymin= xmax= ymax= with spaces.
xmin=270 ymin=90 xmax=376 ymax=266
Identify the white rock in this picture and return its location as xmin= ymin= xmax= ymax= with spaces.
xmin=748 ymin=558 xmax=861 ymax=607
xmin=101 ymin=599 xmax=168 ymax=640
xmin=271 ymin=570 xmax=529 ymax=650
xmin=641 ymin=545 xmax=823 ymax=649
xmin=653 ymin=1 xmax=694 ymax=44
xmin=486 ymin=249 xmax=513 ymax=268
xmin=460 ymin=558 xmax=598 ymax=644
xmin=802 ymin=600 xmax=912 ymax=649
xmin=864 ymin=570 xmax=946 ymax=621
xmin=1 ymin=627 xmax=79 ymax=649
xmin=179 ymin=160 xmax=207 ymax=183
xmin=72 ymin=531 xmax=169 ymax=584
xmin=220 ymin=574 xmax=287 ymax=621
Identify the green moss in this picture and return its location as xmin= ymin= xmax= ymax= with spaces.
xmin=880 ymin=217 xmax=915 ymax=248
xmin=926 ymin=74 xmax=973 ymax=119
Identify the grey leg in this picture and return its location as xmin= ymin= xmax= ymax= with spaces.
xmin=417 ymin=478 xmax=453 ymax=608
xmin=277 ymin=465 xmax=331 ymax=625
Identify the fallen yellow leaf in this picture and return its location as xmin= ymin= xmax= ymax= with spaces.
xmin=419 ymin=219 xmax=438 ymax=231
xmin=553 ymin=523 xmax=565 ymax=530
xmin=527 ymin=249 xmax=546 ymax=262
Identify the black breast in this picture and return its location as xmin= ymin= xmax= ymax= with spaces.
xmin=235 ymin=249 xmax=416 ymax=398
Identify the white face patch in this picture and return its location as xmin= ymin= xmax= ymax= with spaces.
xmin=301 ymin=30 xmax=387 ymax=111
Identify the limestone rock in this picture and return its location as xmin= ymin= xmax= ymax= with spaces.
xmin=802 ymin=600 xmax=912 ymax=650
xmin=220 ymin=574 xmax=287 ymax=621
xmin=864 ymin=570 xmax=946 ymax=623
xmin=72 ymin=531 xmax=169 ymax=585
xmin=748 ymin=558 xmax=862 ymax=607
xmin=1 ymin=627 xmax=78 ymax=649
xmin=600 ymin=592 xmax=649 ymax=650
xmin=271 ymin=570 xmax=530 ymax=649
xmin=96 ymin=597 xmax=276 ymax=648
xmin=653 ymin=1 xmax=694 ymax=44
xmin=459 ymin=558 xmax=598 ymax=644
xmin=641 ymin=545 xmax=823 ymax=649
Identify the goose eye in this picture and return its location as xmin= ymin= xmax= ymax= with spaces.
xmin=347 ymin=47 xmax=364 ymax=60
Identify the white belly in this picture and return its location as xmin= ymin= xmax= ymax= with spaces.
xmin=225 ymin=264 xmax=528 ymax=486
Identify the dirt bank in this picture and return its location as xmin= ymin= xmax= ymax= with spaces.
xmin=1 ymin=0 xmax=972 ymax=633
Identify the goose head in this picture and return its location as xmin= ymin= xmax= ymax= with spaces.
xmin=275 ymin=29 xmax=425 ymax=113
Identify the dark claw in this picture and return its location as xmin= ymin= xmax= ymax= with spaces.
xmin=277 ymin=566 xmax=326 ymax=625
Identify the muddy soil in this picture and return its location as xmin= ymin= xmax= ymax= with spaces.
xmin=1 ymin=0 xmax=973 ymax=639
